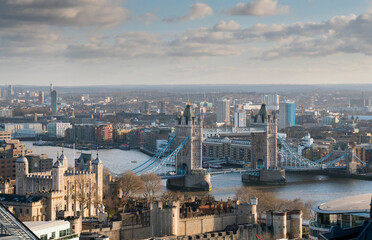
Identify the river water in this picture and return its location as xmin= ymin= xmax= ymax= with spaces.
xmin=24 ymin=142 xmax=372 ymax=205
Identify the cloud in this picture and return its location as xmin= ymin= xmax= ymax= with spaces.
xmin=0 ymin=0 xmax=130 ymax=27
xmin=66 ymin=32 xmax=165 ymax=59
xmin=0 ymin=25 xmax=63 ymax=57
xmin=136 ymin=13 xmax=158 ymax=25
xmin=164 ymin=3 xmax=213 ymax=22
xmin=63 ymin=12 xmax=372 ymax=60
xmin=227 ymin=0 xmax=290 ymax=16
xmin=213 ymin=20 xmax=240 ymax=31
xmin=65 ymin=22 xmax=243 ymax=59
xmin=243 ymin=14 xmax=372 ymax=59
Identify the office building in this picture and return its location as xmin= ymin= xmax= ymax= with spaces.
xmin=309 ymin=193 xmax=371 ymax=240
xmin=279 ymin=100 xmax=296 ymax=130
xmin=4 ymin=123 xmax=43 ymax=138
xmin=233 ymin=109 xmax=246 ymax=128
xmin=261 ymin=94 xmax=280 ymax=110
xmin=24 ymin=221 xmax=78 ymax=240
xmin=217 ymin=99 xmax=230 ymax=124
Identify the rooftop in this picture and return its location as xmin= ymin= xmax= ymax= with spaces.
xmin=316 ymin=193 xmax=372 ymax=214
xmin=0 ymin=194 xmax=45 ymax=203
xmin=24 ymin=220 xmax=70 ymax=232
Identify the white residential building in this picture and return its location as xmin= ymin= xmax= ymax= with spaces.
xmin=48 ymin=122 xmax=72 ymax=138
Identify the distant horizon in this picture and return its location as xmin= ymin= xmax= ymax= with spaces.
xmin=5 ymin=83 xmax=372 ymax=94
xmin=6 ymin=83 xmax=372 ymax=87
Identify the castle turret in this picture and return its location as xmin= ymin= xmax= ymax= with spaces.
xmin=52 ymin=152 xmax=66 ymax=191
xmin=250 ymin=197 xmax=258 ymax=224
xmin=289 ymin=210 xmax=302 ymax=239
xmin=273 ymin=212 xmax=287 ymax=239
xmin=93 ymin=150 xmax=103 ymax=209
xmin=15 ymin=155 xmax=29 ymax=194
xmin=58 ymin=146 xmax=68 ymax=169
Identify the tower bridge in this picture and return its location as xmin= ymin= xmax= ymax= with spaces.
xmin=131 ymin=103 xmax=365 ymax=189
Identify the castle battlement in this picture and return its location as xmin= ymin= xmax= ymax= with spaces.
xmin=26 ymin=174 xmax=52 ymax=179
xmin=64 ymin=170 xmax=95 ymax=176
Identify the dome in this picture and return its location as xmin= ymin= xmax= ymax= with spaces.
xmin=16 ymin=156 xmax=28 ymax=164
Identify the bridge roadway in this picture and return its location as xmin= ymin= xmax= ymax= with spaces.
xmin=158 ymin=169 xmax=260 ymax=179
xmin=158 ymin=166 xmax=348 ymax=179
xmin=283 ymin=166 xmax=347 ymax=172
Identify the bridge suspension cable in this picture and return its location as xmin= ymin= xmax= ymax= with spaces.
xmin=142 ymin=136 xmax=189 ymax=175
xmin=131 ymin=135 xmax=176 ymax=173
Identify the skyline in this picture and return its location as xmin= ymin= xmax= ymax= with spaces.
xmin=1 ymin=0 xmax=372 ymax=86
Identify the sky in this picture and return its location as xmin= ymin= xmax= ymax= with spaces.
xmin=1 ymin=0 xmax=372 ymax=86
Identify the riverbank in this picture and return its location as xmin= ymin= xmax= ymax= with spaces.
xmin=24 ymin=142 xmax=372 ymax=204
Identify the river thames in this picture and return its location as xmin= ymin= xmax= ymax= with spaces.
xmin=24 ymin=142 xmax=372 ymax=205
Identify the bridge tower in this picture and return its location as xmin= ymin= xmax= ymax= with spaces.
xmin=167 ymin=102 xmax=211 ymax=191
xmin=175 ymin=102 xmax=202 ymax=172
xmin=250 ymin=102 xmax=278 ymax=169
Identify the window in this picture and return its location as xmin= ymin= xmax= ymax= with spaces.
xmin=59 ymin=229 xmax=67 ymax=237
xmin=40 ymin=234 xmax=47 ymax=240
xmin=51 ymin=232 xmax=55 ymax=239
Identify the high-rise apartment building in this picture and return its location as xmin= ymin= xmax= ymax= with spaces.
xmin=233 ymin=109 xmax=246 ymax=128
xmin=39 ymin=91 xmax=45 ymax=104
xmin=7 ymin=85 xmax=13 ymax=100
xmin=51 ymin=90 xmax=57 ymax=113
xmin=279 ymin=100 xmax=296 ymax=130
xmin=160 ymin=101 xmax=166 ymax=114
xmin=261 ymin=94 xmax=279 ymax=110
xmin=141 ymin=101 xmax=149 ymax=114
xmin=217 ymin=99 xmax=230 ymax=124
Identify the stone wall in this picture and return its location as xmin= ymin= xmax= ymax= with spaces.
xmin=177 ymin=214 xmax=236 ymax=236
xmin=259 ymin=169 xmax=285 ymax=183
xmin=120 ymin=225 xmax=151 ymax=240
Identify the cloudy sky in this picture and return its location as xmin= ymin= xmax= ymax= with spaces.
xmin=1 ymin=0 xmax=372 ymax=86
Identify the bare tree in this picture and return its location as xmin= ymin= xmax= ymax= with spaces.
xmin=117 ymin=171 xmax=144 ymax=211
xmin=236 ymin=187 xmax=284 ymax=223
xmin=140 ymin=172 xmax=163 ymax=201
xmin=235 ymin=186 xmax=315 ymax=222
xmin=70 ymin=175 xmax=100 ymax=218
xmin=161 ymin=191 xmax=184 ymax=203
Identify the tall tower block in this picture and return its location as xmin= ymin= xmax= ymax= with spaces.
xmin=167 ymin=103 xmax=211 ymax=191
